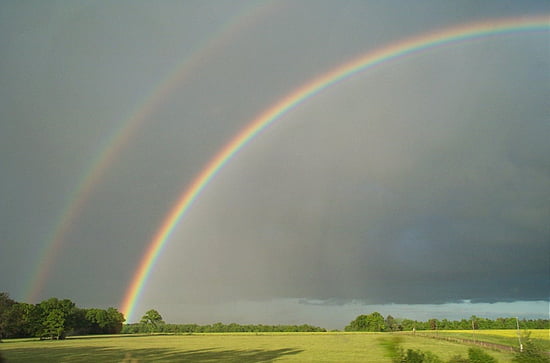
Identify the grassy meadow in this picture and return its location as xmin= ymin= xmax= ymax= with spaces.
xmin=3 ymin=330 xmax=545 ymax=362
xmin=414 ymin=329 xmax=549 ymax=351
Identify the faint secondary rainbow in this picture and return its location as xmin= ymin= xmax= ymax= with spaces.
xmin=24 ymin=1 xmax=281 ymax=303
xmin=121 ymin=16 xmax=548 ymax=321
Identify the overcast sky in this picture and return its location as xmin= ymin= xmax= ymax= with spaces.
xmin=1 ymin=1 xmax=549 ymax=329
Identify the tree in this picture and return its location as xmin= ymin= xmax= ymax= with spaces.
xmin=0 ymin=292 xmax=16 ymax=338
xmin=385 ymin=315 xmax=401 ymax=331
xmin=42 ymin=309 xmax=65 ymax=340
xmin=105 ymin=308 xmax=125 ymax=334
xmin=85 ymin=307 xmax=125 ymax=334
xmin=86 ymin=308 xmax=108 ymax=334
xmin=37 ymin=298 xmax=77 ymax=339
xmin=345 ymin=312 xmax=386 ymax=332
xmin=140 ymin=309 xmax=164 ymax=331
xmin=1 ymin=303 xmax=35 ymax=338
xmin=513 ymin=334 xmax=549 ymax=363
xmin=345 ymin=314 xmax=368 ymax=331
xmin=470 ymin=315 xmax=479 ymax=330
xmin=0 ymin=294 xmax=40 ymax=339
xmin=366 ymin=312 xmax=385 ymax=332
xmin=71 ymin=308 xmax=92 ymax=335
xmin=400 ymin=319 xmax=416 ymax=331
xmin=21 ymin=303 xmax=44 ymax=337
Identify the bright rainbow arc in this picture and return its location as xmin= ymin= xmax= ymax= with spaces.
xmin=120 ymin=16 xmax=549 ymax=322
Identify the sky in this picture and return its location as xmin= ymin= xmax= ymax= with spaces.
xmin=1 ymin=1 xmax=549 ymax=329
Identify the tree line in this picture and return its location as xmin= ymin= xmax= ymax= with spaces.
xmin=0 ymin=292 xmax=125 ymax=339
xmin=124 ymin=309 xmax=326 ymax=334
xmin=122 ymin=322 xmax=327 ymax=334
xmin=3 ymin=292 xmax=547 ymax=339
xmin=345 ymin=312 xmax=549 ymax=332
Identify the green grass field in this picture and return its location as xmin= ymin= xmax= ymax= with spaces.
xmin=415 ymin=329 xmax=549 ymax=350
xmin=2 ymin=331 xmax=546 ymax=362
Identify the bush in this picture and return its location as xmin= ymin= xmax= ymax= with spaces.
xmin=403 ymin=349 xmax=427 ymax=363
xmin=380 ymin=337 xmax=444 ymax=363
xmin=467 ymin=347 xmax=497 ymax=363
xmin=447 ymin=355 xmax=469 ymax=363
xmin=399 ymin=349 xmax=443 ymax=363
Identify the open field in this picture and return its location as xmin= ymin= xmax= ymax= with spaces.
xmin=0 ymin=331 xmax=533 ymax=362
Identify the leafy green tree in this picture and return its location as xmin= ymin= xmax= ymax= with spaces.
xmin=70 ymin=308 xmax=92 ymax=335
xmin=37 ymin=298 xmax=77 ymax=339
xmin=0 ymin=294 xmax=41 ymax=338
xmin=42 ymin=309 xmax=65 ymax=339
xmin=105 ymin=308 xmax=125 ymax=333
xmin=140 ymin=309 xmax=164 ymax=332
xmin=401 ymin=319 xmax=416 ymax=331
xmin=2 ymin=303 xmax=33 ymax=338
xmin=345 ymin=312 xmax=386 ymax=331
xmin=0 ymin=292 xmax=16 ymax=338
xmin=385 ymin=315 xmax=402 ymax=331
xmin=369 ymin=312 xmax=386 ymax=331
xmin=513 ymin=335 xmax=549 ymax=363
xmin=140 ymin=309 xmax=163 ymax=325
xmin=428 ymin=318 xmax=439 ymax=330
xmin=345 ymin=314 xmax=368 ymax=331
xmin=0 ymin=292 xmax=14 ymax=310
xmin=85 ymin=308 xmax=125 ymax=334
xmin=86 ymin=308 xmax=108 ymax=334
xmin=23 ymin=303 xmax=44 ymax=337
xmin=470 ymin=316 xmax=479 ymax=330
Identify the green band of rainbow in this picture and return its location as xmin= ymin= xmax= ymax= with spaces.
xmin=120 ymin=16 xmax=549 ymax=321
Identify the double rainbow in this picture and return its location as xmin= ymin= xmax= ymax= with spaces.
xmin=117 ymin=16 xmax=549 ymax=321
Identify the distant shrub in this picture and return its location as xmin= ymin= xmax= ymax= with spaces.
xmin=447 ymin=355 xmax=469 ymax=363
xmin=421 ymin=350 xmax=444 ymax=363
xmin=467 ymin=347 xmax=497 ymax=363
xmin=398 ymin=349 xmax=443 ymax=363
xmin=380 ymin=337 xmax=444 ymax=363
xmin=402 ymin=349 xmax=426 ymax=363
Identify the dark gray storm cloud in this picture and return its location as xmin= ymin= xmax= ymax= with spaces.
xmin=149 ymin=34 xmax=549 ymax=307
xmin=1 ymin=0 xmax=548 ymax=324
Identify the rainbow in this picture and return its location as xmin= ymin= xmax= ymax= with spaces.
xmin=121 ymin=16 xmax=549 ymax=321
xmin=24 ymin=1 xmax=281 ymax=303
